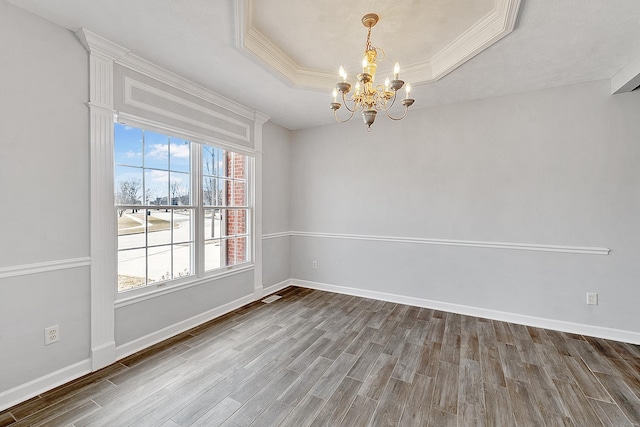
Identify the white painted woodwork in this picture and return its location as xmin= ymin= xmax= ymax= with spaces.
xmin=0 ymin=258 xmax=91 ymax=279
xmin=236 ymin=0 xmax=522 ymax=90
xmin=611 ymin=53 xmax=640 ymax=94
xmin=253 ymin=112 xmax=270 ymax=298
xmin=77 ymin=28 xmax=123 ymax=371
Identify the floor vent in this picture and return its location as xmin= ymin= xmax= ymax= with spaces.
xmin=261 ymin=294 xmax=282 ymax=304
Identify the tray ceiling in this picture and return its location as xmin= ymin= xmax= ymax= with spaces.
xmin=236 ymin=0 xmax=521 ymax=90
xmin=5 ymin=0 xmax=640 ymax=129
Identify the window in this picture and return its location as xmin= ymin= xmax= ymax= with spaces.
xmin=202 ymin=146 xmax=250 ymax=271
xmin=114 ymin=123 xmax=252 ymax=293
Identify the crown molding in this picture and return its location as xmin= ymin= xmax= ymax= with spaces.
xmin=254 ymin=111 xmax=271 ymax=126
xmin=428 ymin=0 xmax=522 ymax=84
xmin=77 ymin=28 xmax=258 ymax=122
xmin=75 ymin=28 xmax=129 ymax=60
xmin=235 ymin=0 xmax=335 ymax=90
xmin=234 ymin=0 xmax=521 ymax=91
xmin=611 ymin=52 xmax=640 ymax=94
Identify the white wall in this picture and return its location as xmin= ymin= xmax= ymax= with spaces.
xmin=290 ymin=79 xmax=640 ymax=340
xmin=0 ymin=0 xmax=91 ymax=393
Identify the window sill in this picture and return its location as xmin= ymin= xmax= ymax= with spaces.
xmin=114 ymin=263 xmax=255 ymax=308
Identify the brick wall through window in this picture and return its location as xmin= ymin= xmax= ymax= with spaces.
xmin=226 ymin=153 xmax=246 ymax=265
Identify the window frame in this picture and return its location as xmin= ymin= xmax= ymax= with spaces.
xmin=114 ymin=116 xmax=255 ymax=302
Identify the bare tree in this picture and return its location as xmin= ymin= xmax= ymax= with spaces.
xmin=203 ymin=146 xmax=219 ymax=206
xmin=115 ymin=179 xmax=142 ymax=217
xmin=170 ymin=181 xmax=184 ymax=205
xmin=203 ymin=146 xmax=224 ymax=238
xmin=203 ymin=176 xmax=214 ymax=206
xmin=145 ymin=188 xmax=155 ymax=206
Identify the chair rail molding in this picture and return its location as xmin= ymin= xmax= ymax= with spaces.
xmin=0 ymin=257 xmax=91 ymax=280
xmin=266 ymin=230 xmax=610 ymax=255
xmin=289 ymin=231 xmax=610 ymax=255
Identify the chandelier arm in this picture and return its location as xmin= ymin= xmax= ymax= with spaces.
xmin=373 ymin=85 xmax=388 ymax=111
xmin=384 ymin=105 xmax=410 ymax=121
xmin=379 ymin=90 xmax=398 ymax=112
xmin=341 ymin=102 xmax=357 ymax=113
xmin=333 ymin=107 xmax=356 ymax=123
xmin=341 ymin=91 xmax=359 ymax=113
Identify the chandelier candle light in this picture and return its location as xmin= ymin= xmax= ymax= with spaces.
xmin=330 ymin=13 xmax=415 ymax=130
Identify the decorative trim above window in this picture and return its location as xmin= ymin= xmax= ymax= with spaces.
xmin=122 ymin=77 xmax=252 ymax=143
xmin=76 ymin=28 xmax=269 ymax=372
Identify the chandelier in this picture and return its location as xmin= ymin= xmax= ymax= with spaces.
xmin=330 ymin=13 xmax=415 ymax=130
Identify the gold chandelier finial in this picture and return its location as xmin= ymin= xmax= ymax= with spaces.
xmin=330 ymin=13 xmax=415 ymax=131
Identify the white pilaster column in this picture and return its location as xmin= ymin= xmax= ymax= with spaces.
xmin=76 ymin=29 xmax=129 ymax=370
xmin=253 ymin=112 xmax=270 ymax=299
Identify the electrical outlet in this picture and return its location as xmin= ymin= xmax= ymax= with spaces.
xmin=312 ymin=260 xmax=317 ymax=269
xmin=45 ymin=325 xmax=59 ymax=345
xmin=586 ymin=293 xmax=598 ymax=306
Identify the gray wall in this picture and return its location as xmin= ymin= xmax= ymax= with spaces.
xmin=115 ymin=271 xmax=254 ymax=345
xmin=262 ymin=121 xmax=292 ymax=288
xmin=290 ymin=79 xmax=640 ymax=334
xmin=3 ymin=0 xmax=639 ymax=408
xmin=0 ymin=1 xmax=288 ymax=401
xmin=0 ymin=1 xmax=90 ymax=392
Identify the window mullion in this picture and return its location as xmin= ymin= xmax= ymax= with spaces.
xmin=192 ymin=143 xmax=203 ymax=278
xmin=115 ymin=121 xmax=253 ymax=294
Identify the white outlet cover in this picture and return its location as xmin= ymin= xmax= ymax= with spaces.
xmin=45 ymin=325 xmax=59 ymax=345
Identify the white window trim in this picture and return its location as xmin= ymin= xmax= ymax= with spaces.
xmin=78 ymin=28 xmax=269 ymax=371
xmin=113 ymin=120 xmax=256 ymax=303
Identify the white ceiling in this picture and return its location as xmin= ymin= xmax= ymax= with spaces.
xmin=252 ymin=0 xmax=497 ymax=65
xmin=6 ymin=0 xmax=640 ymax=130
xmin=239 ymin=0 xmax=513 ymax=89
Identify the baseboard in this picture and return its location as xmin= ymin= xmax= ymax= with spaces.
xmin=114 ymin=293 xmax=255 ymax=360
xmin=91 ymin=341 xmax=116 ymax=371
xmin=291 ymin=279 xmax=640 ymax=345
xmin=1 ymin=282 xmax=294 ymax=413
xmin=0 ymin=358 xmax=91 ymax=412
xmin=116 ymin=280 xmax=292 ymax=360
xmin=6 ymin=278 xmax=636 ymax=413
xmin=262 ymin=279 xmax=292 ymax=297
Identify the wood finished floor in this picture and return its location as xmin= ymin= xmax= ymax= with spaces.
xmin=2 ymin=286 xmax=640 ymax=427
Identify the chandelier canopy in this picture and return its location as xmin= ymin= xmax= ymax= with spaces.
xmin=330 ymin=13 xmax=415 ymax=130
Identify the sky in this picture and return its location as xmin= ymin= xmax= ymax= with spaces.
xmin=114 ymin=123 xmax=245 ymax=206
xmin=114 ymin=123 xmax=191 ymax=204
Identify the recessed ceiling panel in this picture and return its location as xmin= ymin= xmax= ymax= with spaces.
xmin=236 ymin=0 xmax=520 ymax=90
